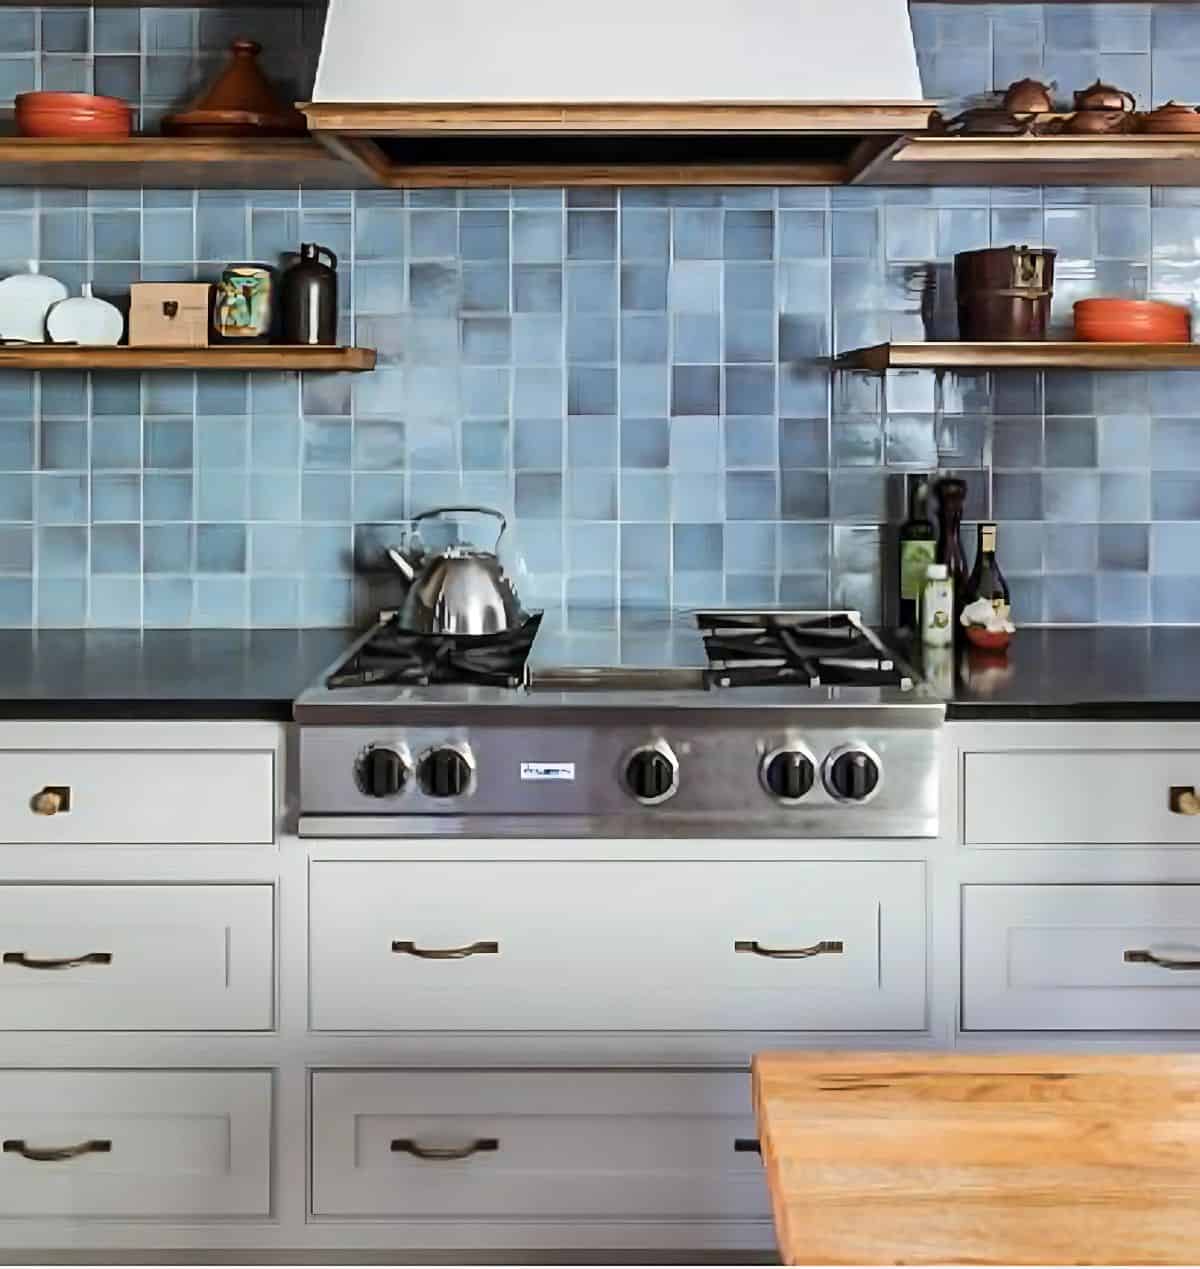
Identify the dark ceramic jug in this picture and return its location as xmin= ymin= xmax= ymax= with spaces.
xmin=281 ymin=243 xmax=338 ymax=345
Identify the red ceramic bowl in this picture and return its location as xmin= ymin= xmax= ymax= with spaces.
xmin=1074 ymin=298 xmax=1191 ymax=343
xmin=15 ymin=92 xmax=132 ymax=139
xmin=964 ymin=625 xmax=1012 ymax=652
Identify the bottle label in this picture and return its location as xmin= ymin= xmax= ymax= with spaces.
xmin=980 ymin=524 xmax=997 ymax=553
xmin=900 ymin=539 xmax=937 ymax=600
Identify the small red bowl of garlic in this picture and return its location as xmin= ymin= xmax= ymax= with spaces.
xmin=960 ymin=597 xmax=1015 ymax=651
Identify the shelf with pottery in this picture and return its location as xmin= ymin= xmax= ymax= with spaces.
xmin=0 ymin=345 xmax=376 ymax=371
xmin=835 ymin=342 xmax=1200 ymax=371
xmin=0 ymin=135 xmax=367 ymax=188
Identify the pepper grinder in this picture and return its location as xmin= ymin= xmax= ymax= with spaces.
xmin=934 ymin=476 xmax=969 ymax=626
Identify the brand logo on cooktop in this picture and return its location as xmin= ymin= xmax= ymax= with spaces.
xmin=520 ymin=762 xmax=576 ymax=782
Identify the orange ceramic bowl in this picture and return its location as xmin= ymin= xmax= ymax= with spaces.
xmin=964 ymin=625 xmax=1012 ymax=652
xmin=15 ymin=92 xmax=132 ymax=139
xmin=1074 ymin=298 xmax=1191 ymax=343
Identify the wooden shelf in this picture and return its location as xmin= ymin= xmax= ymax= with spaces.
xmin=0 ymin=346 xmax=376 ymax=372
xmin=836 ymin=342 xmax=1200 ymax=372
xmin=0 ymin=136 xmax=368 ymax=189
xmin=853 ymin=133 xmax=1200 ymax=187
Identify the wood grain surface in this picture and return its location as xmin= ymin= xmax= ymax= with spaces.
xmin=834 ymin=342 xmax=1200 ymax=371
xmin=0 ymin=346 xmax=376 ymax=372
xmin=753 ymin=1051 xmax=1200 ymax=1266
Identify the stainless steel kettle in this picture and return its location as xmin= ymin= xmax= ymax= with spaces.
xmin=386 ymin=506 xmax=528 ymax=636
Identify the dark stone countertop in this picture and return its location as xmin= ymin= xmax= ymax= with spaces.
xmin=936 ymin=627 xmax=1200 ymax=720
xmin=0 ymin=629 xmax=353 ymax=720
xmin=0 ymin=624 xmax=1197 ymax=722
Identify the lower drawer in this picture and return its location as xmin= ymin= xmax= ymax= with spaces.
xmin=0 ymin=1069 xmax=271 ymax=1217
xmin=311 ymin=1069 xmax=769 ymax=1221
xmin=963 ymin=884 xmax=1200 ymax=1031
xmin=309 ymin=860 xmax=926 ymax=1032
xmin=0 ymin=884 xmax=274 ymax=1031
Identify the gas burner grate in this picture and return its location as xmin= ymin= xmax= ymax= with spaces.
xmin=696 ymin=610 xmax=913 ymax=690
xmin=327 ymin=614 xmax=542 ymax=689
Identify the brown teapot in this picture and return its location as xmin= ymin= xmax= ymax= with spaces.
xmin=1073 ymin=79 xmax=1136 ymax=112
xmin=1140 ymin=100 xmax=1200 ymax=133
xmin=1002 ymin=77 xmax=1054 ymax=114
xmin=1061 ymin=108 xmax=1136 ymax=134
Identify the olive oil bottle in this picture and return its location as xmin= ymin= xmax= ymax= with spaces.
xmin=898 ymin=475 xmax=936 ymax=630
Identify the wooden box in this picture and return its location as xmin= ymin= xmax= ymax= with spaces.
xmin=129 ymin=282 xmax=211 ymax=347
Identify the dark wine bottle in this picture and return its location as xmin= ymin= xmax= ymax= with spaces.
xmin=898 ymin=475 xmax=936 ymax=630
xmin=934 ymin=477 xmax=969 ymax=623
xmin=965 ymin=521 xmax=1011 ymax=618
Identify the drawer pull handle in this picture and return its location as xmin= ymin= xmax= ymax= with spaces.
xmin=31 ymin=786 xmax=70 ymax=816
xmin=734 ymin=1138 xmax=762 ymax=1155
xmin=3 ymin=1138 xmax=111 ymax=1162
xmin=1172 ymin=787 xmax=1200 ymax=815
xmin=735 ymin=939 xmax=843 ymax=959
xmin=391 ymin=940 xmax=499 ymax=959
xmin=391 ymin=1137 xmax=499 ymax=1160
xmin=3 ymin=951 xmax=112 ymax=971
xmin=1125 ymin=949 xmax=1200 ymax=971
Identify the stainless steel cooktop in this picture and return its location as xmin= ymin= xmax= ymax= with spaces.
xmin=294 ymin=609 xmax=943 ymax=840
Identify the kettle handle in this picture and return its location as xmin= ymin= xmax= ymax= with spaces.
xmin=304 ymin=242 xmax=338 ymax=271
xmin=412 ymin=505 xmax=508 ymax=551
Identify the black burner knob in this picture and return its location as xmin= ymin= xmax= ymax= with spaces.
xmin=762 ymin=750 xmax=815 ymax=802
xmin=625 ymin=747 xmax=678 ymax=804
xmin=826 ymin=750 xmax=881 ymax=802
xmin=419 ymin=747 xmax=473 ymax=798
xmin=358 ymin=747 xmax=408 ymax=799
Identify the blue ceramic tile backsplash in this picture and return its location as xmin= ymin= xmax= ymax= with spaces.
xmin=3 ymin=4 xmax=1200 ymax=625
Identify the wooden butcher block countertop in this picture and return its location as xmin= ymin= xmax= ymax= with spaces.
xmin=752 ymin=1051 xmax=1200 ymax=1266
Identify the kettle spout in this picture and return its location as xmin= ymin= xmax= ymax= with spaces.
xmin=385 ymin=545 xmax=416 ymax=583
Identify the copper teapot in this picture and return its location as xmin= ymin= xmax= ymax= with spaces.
xmin=1002 ymin=78 xmax=1054 ymax=114
xmin=1073 ymin=79 xmax=1136 ymax=112
xmin=1061 ymin=108 xmax=1136 ymax=134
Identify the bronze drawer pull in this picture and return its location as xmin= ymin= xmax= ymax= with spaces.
xmin=734 ymin=939 xmax=843 ymax=959
xmin=31 ymin=786 xmax=70 ymax=816
xmin=1172 ymin=786 xmax=1200 ymax=815
xmin=3 ymin=1138 xmax=111 ymax=1162
xmin=1125 ymin=949 xmax=1200 ymax=971
xmin=391 ymin=1137 xmax=499 ymax=1160
xmin=391 ymin=940 xmax=498 ymax=959
xmin=3 ymin=951 xmax=112 ymax=971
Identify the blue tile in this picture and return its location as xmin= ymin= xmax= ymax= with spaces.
xmin=513 ymin=211 xmax=562 ymax=263
xmin=780 ymin=211 xmax=826 ymax=259
xmin=620 ymin=265 xmax=668 ymax=312
xmin=91 ymin=524 xmax=140 ymax=575
xmin=723 ymin=211 xmax=774 ymax=261
xmin=304 ymin=472 xmax=353 ymax=522
xmin=410 ymin=210 xmax=458 ymax=258
xmin=38 ymin=578 xmax=85 ymax=626
xmin=1045 ymin=524 xmax=1097 ymax=572
xmin=725 ymin=263 xmax=775 ymax=311
xmin=515 ymin=472 xmax=563 ymax=518
xmin=193 ymin=577 xmax=247 ymax=628
xmin=195 ymin=523 xmax=246 ymax=573
xmin=669 ymin=262 xmax=721 ymax=313
xmin=724 ymin=416 xmax=776 ymax=467
xmin=41 ymin=210 xmax=86 ymax=261
xmin=95 ymin=8 xmax=139 ymax=53
xmin=568 ymin=367 xmax=616 ymax=415
xmin=674 ymin=314 xmax=720 ymax=364
xmin=672 ymin=365 xmax=719 ymax=416
xmin=1043 ymin=471 xmax=1100 ymax=522
xmin=409 ymin=263 xmax=459 ymax=314
xmin=1045 ymin=574 xmax=1097 ymax=624
xmin=355 ymin=207 xmax=404 ymax=260
xmin=514 ymin=418 xmax=563 ymax=470
xmin=0 ymin=475 xmax=33 ymax=523
xmin=0 ymin=58 xmax=35 ymax=102
xmin=620 ymin=313 xmax=667 ymax=364
xmin=673 ymin=522 xmax=723 ymax=571
xmin=462 ymin=317 xmax=512 ymax=365
xmin=513 ymin=265 xmax=562 ymax=313
xmin=197 ymin=415 xmax=248 ymax=468
xmin=832 ymin=210 xmax=879 ymax=259
xmin=995 ymin=472 xmax=1043 ymax=521
xmin=567 ymin=417 xmax=618 ymax=469
xmin=39 ymin=419 xmax=86 ymax=471
xmin=1153 ymin=472 xmax=1200 ymax=520
xmin=725 ymin=521 xmax=776 ymax=572
xmin=38 ymin=525 xmax=86 ymax=577
xmin=460 ymin=211 xmax=509 ymax=261
xmin=142 ymin=473 xmax=192 ymax=522
xmin=196 ymin=469 xmax=247 ymax=521
xmin=0 ymin=525 xmax=31 ymax=573
xmin=92 ymin=474 xmax=140 ymax=523
xmin=143 ymin=523 xmax=192 ymax=574
xmin=725 ymin=365 xmax=774 ymax=415
xmin=621 ymin=365 xmax=669 ymax=416
xmin=725 ymin=311 xmax=774 ymax=364
xmin=1152 ymin=575 xmax=1200 ymax=622
xmin=671 ymin=473 xmax=722 ymax=521
xmin=780 ymin=522 xmax=830 ymax=571
xmin=250 ymin=577 xmax=298 ymax=627
xmin=1098 ymin=572 xmax=1150 ymax=623
xmin=568 ymin=314 xmax=617 ymax=363
xmin=1045 ymin=417 xmax=1098 ymax=467
xmin=622 ymin=211 xmax=669 ymax=259
xmin=461 ymin=263 xmax=510 ymax=313
xmin=0 ymin=578 xmax=32 ymax=626
xmin=515 ymin=368 xmax=562 ymax=416
xmin=462 ymin=418 xmax=509 ymax=471
xmin=567 ymin=212 xmax=616 ymax=260
xmin=0 ymin=10 xmax=35 ymax=52
xmin=1100 ymin=472 xmax=1149 ymax=522
xmin=142 ymin=210 xmax=194 ymax=263
xmin=622 ymin=471 xmax=671 ymax=520
xmin=567 ymin=470 xmax=617 ymax=520
xmin=566 ymin=263 xmax=617 ymax=313
xmin=673 ymin=209 xmax=723 ymax=260
xmin=36 ymin=474 xmax=86 ymax=524
xmin=729 ymin=471 xmax=781 ymax=520
xmin=143 ymin=416 xmax=193 ymax=470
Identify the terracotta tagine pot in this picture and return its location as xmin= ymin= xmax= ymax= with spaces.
xmin=1139 ymin=100 xmax=1200 ymax=133
xmin=162 ymin=39 xmax=307 ymax=138
xmin=1061 ymin=108 xmax=1137 ymax=134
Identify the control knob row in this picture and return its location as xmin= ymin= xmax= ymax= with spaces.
xmin=356 ymin=746 xmax=473 ymax=800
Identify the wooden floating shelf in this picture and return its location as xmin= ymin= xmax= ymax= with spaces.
xmin=0 ymin=346 xmax=377 ymax=372
xmin=837 ymin=342 xmax=1200 ymax=372
xmin=853 ymin=133 xmax=1200 ymax=187
xmin=0 ymin=136 xmax=368 ymax=189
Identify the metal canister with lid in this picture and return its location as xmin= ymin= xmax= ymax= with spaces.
xmin=954 ymin=244 xmax=1057 ymax=340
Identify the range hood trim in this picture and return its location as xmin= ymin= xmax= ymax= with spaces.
xmin=298 ymin=101 xmax=939 ymax=188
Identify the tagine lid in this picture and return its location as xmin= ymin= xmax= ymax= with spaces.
xmin=162 ymin=39 xmax=307 ymax=137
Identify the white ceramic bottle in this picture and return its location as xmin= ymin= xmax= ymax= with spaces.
xmin=0 ymin=259 xmax=68 ymax=343
xmin=921 ymin=562 xmax=954 ymax=648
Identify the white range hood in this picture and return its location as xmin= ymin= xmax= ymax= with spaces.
xmin=301 ymin=0 xmax=933 ymax=186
